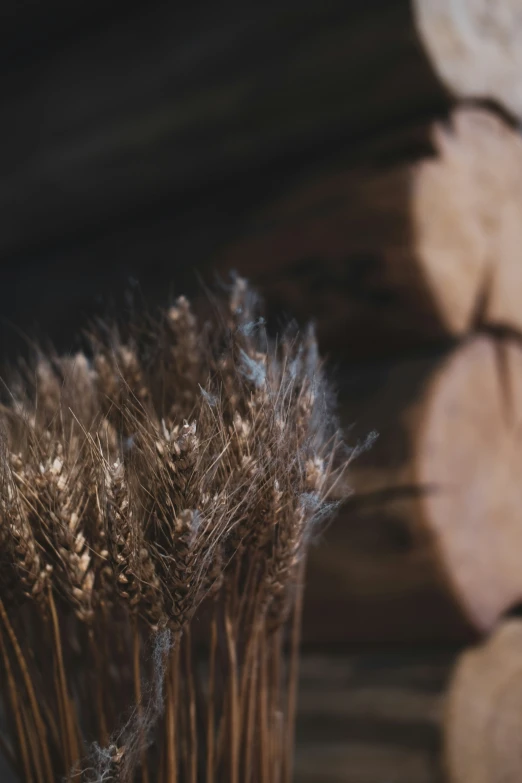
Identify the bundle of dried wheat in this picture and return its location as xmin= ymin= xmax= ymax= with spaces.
xmin=0 ymin=277 xmax=350 ymax=783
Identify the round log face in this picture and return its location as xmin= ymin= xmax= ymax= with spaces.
xmin=413 ymin=0 xmax=522 ymax=118
xmin=413 ymin=108 xmax=522 ymax=335
xmin=445 ymin=620 xmax=522 ymax=783
xmin=418 ymin=336 xmax=522 ymax=632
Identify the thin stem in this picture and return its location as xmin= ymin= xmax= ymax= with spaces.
xmin=258 ymin=629 xmax=269 ymax=783
xmin=165 ymin=641 xmax=180 ymax=783
xmin=230 ymin=552 xmax=242 ymax=622
xmin=243 ymin=623 xmax=259 ymax=782
xmin=89 ymin=630 xmax=109 ymax=747
xmin=184 ymin=628 xmax=197 ymax=783
xmin=0 ymin=598 xmax=53 ymax=783
xmin=52 ymin=652 xmax=69 ymax=774
xmin=224 ymin=604 xmax=239 ymax=783
xmin=100 ymin=607 xmax=115 ymax=731
xmin=283 ymin=563 xmax=305 ymax=783
xmin=214 ymin=685 xmax=229 ymax=773
xmin=48 ymin=590 xmax=79 ymax=772
xmin=239 ymin=582 xmax=262 ymax=707
xmin=236 ymin=557 xmax=259 ymax=631
xmin=21 ymin=701 xmax=45 ymax=783
xmin=0 ymin=623 xmax=33 ymax=783
xmin=239 ymin=586 xmax=264 ymax=781
xmin=132 ymin=618 xmax=150 ymax=783
xmin=272 ymin=709 xmax=284 ymax=783
xmin=206 ymin=602 xmax=217 ymax=783
xmin=270 ymin=628 xmax=283 ymax=783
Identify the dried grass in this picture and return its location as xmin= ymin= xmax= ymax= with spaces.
xmin=0 ymin=278 xmax=351 ymax=782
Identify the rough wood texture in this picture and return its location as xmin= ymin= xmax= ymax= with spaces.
xmin=295 ymin=652 xmax=450 ymax=782
xmin=413 ymin=0 xmax=522 ymax=118
xmin=445 ymin=620 xmax=522 ymax=783
xmin=218 ymin=108 xmax=522 ymax=357
xmin=305 ymin=334 xmax=522 ymax=640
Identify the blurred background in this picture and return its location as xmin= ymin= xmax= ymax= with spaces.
xmin=4 ymin=1 xmax=522 ymax=780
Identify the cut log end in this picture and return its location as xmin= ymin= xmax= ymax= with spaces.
xmin=417 ymin=335 xmax=522 ymax=632
xmin=445 ymin=619 xmax=522 ymax=783
xmin=413 ymin=107 xmax=522 ymax=335
xmin=413 ymin=0 xmax=522 ymax=119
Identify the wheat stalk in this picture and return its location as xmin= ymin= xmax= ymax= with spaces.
xmin=0 ymin=278 xmax=351 ymax=782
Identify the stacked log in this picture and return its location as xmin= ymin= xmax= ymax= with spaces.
xmin=410 ymin=6 xmax=522 ymax=779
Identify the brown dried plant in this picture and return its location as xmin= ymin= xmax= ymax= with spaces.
xmin=0 ymin=278 xmax=351 ymax=782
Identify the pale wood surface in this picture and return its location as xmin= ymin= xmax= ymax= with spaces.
xmin=413 ymin=0 xmax=522 ymax=119
xmin=445 ymin=620 xmax=522 ymax=783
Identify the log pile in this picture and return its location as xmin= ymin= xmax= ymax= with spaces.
xmin=410 ymin=4 xmax=522 ymax=779
xmin=212 ymin=0 xmax=522 ymax=684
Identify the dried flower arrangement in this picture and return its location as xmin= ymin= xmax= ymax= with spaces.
xmin=0 ymin=277 xmax=351 ymax=782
